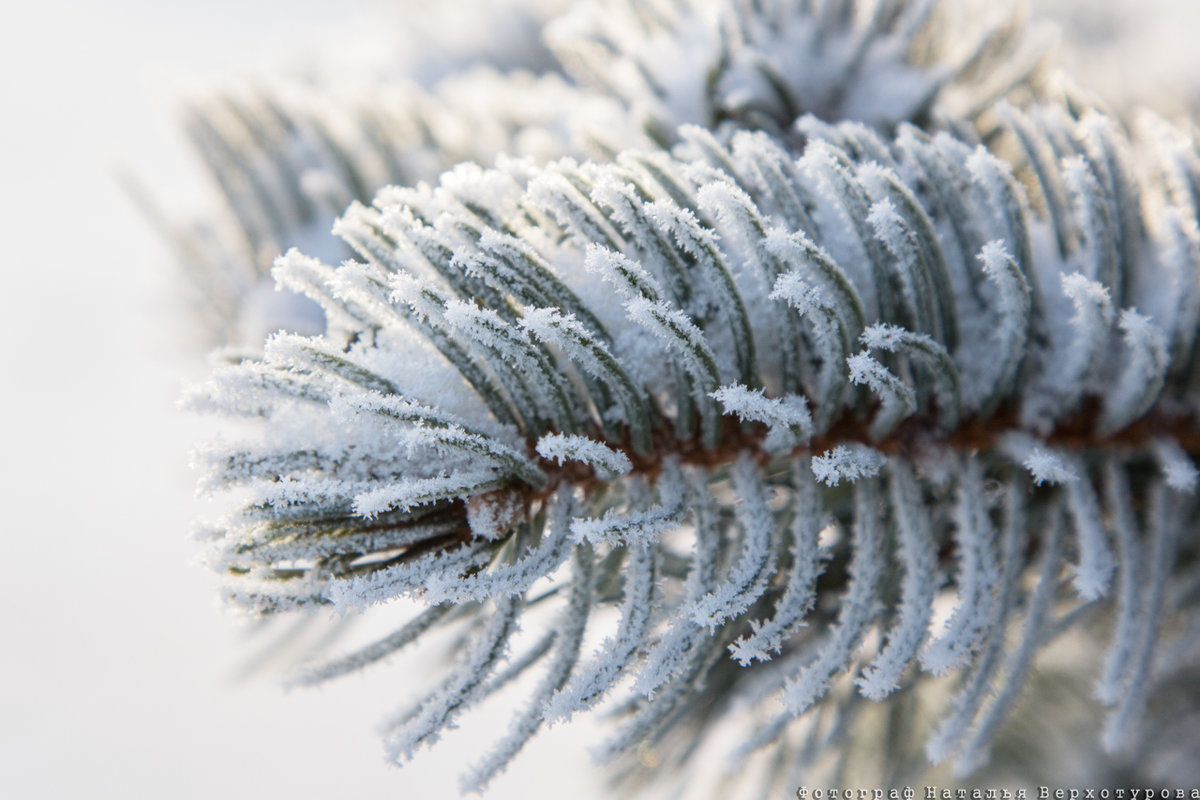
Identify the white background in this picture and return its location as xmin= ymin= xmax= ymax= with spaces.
xmin=0 ymin=2 xmax=603 ymax=798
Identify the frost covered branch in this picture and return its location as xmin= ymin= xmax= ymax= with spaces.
xmin=174 ymin=0 xmax=1200 ymax=794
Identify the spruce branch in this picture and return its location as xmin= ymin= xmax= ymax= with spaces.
xmin=174 ymin=0 xmax=1200 ymax=794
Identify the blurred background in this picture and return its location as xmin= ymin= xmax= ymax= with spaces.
xmin=0 ymin=2 xmax=606 ymax=798
xmin=0 ymin=0 xmax=1196 ymax=797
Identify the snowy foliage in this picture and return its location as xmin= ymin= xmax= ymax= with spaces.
xmin=176 ymin=0 xmax=1200 ymax=794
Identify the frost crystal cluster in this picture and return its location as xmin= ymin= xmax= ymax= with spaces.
xmin=181 ymin=0 xmax=1200 ymax=793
